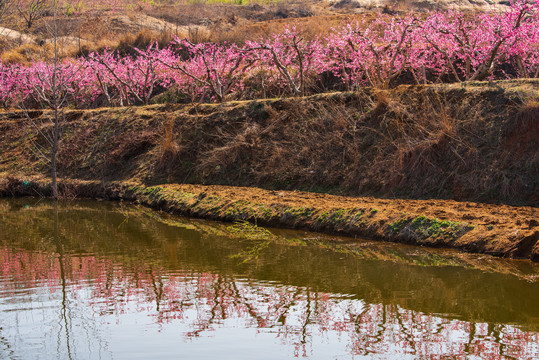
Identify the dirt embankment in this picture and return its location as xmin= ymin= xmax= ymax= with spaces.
xmin=0 ymin=80 xmax=538 ymax=260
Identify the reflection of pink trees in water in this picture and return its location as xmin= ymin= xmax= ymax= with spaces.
xmin=346 ymin=305 xmax=539 ymax=359
xmin=1 ymin=247 xmax=538 ymax=358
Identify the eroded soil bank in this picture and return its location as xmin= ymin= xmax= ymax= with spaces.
xmin=1 ymin=176 xmax=537 ymax=261
xmin=0 ymin=80 xmax=537 ymax=260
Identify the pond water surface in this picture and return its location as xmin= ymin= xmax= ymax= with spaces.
xmin=0 ymin=198 xmax=538 ymax=359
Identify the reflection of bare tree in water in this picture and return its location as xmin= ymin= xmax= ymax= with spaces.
xmin=52 ymin=201 xmax=73 ymax=360
xmin=345 ymin=303 xmax=534 ymax=358
xmin=149 ymin=267 xmax=164 ymax=312
xmin=0 ymin=328 xmax=15 ymax=359
xmin=395 ymin=304 xmax=416 ymax=355
xmin=129 ymin=273 xmax=537 ymax=359
xmin=49 ymin=202 xmax=111 ymax=359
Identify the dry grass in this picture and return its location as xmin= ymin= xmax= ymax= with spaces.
xmin=389 ymin=92 xmax=474 ymax=192
xmin=212 ymin=13 xmax=368 ymax=43
xmin=178 ymin=84 xmax=534 ymax=202
xmin=114 ymin=29 xmax=176 ymax=54
xmin=1 ymin=28 xmax=178 ymax=61
xmin=517 ymin=100 xmax=539 ymax=122
xmin=157 ymin=116 xmax=181 ymax=170
xmin=0 ymin=43 xmax=52 ymax=63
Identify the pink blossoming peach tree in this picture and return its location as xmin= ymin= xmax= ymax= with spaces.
xmin=1 ymin=1 xmax=538 ymax=109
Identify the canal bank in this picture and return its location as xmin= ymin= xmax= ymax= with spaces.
xmin=1 ymin=80 xmax=537 ymax=261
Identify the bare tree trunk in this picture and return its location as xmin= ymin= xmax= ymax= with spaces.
xmin=51 ymin=0 xmax=58 ymax=199
xmin=17 ymin=0 xmax=67 ymax=199
xmin=51 ymin=106 xmax=58 ymax=199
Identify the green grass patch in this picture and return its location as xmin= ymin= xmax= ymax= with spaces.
xmin=387 ymin=215 xmax=473 ymax=240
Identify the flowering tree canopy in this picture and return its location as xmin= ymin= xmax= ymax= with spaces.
xmin=1 ymin=1 xmax=538 ymax=109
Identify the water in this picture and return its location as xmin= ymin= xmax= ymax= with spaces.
xmin=0 ymin=198 xmax=538 ymax=359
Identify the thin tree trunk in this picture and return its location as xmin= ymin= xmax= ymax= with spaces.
xmin=51 ymin=0 xmax=58 ymax=199
xmin=51 ymin=106 xmax=58 ymax=199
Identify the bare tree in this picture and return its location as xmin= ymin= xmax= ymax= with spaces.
xmin=20 ymin=0 xmax=74 ymax=199
xmin=0 ymin=0 xmax=14 ymax=24
xmin=17 ymin=0 xmax=48 ymax=29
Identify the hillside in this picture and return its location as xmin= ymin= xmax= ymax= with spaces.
xmin=2 ymin=80 xmax=537 ymax=203
xmin=0 ymin=0 xmax=520 ymax=62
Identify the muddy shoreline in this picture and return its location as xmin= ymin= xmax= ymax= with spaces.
xmin=1 ymin=175 xmax=537 ymax=261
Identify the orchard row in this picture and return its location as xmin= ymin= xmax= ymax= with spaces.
xmin=1 ymin=2 xmax=538 ymax=108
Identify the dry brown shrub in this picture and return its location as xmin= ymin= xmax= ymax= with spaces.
xmin=387 ymin=92 xmax=466 ymax=190
xmin=502 ymin=100 xmax=539 ymax=164
xmin=197 ymin=121 xmax=265 ymax=179
xmin=0 ymin=37 xmax=91 ymax=62
xmin=0 ymin=43 xmax=54 ymax=64
xmin=193 ymin=95 xmax=370 ymax=188
xmin=105 ymin=130 xmax=157 ymax=167
xmin=156 ymin=116 xmax=181 ymax=170
xmin=0 ymin=176 xmax=21 ymax=197
xmin=119 ymin=29 xmax=174 ymax=51
xmin=186 ymin=26 xmax=212 ymax=44
xmin=0 ymin=47 xmax=27 ymax=63
xmin=57 ymin=181 xmax=78 ymax=200
xmin=209 ymin=10 xmax=370 ymax=44
xmin=515 ymin=100 xmax=539 ymax=127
